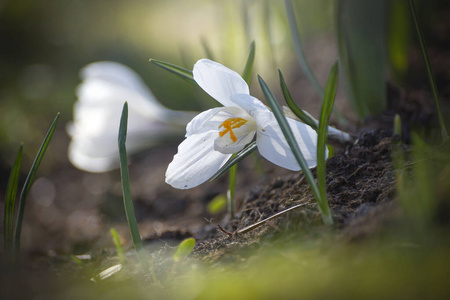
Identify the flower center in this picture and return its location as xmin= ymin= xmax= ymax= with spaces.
xmin=218 ymin=117 xmax=248 ymax=143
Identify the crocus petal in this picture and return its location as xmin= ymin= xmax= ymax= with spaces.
xmin=193 ymin=59 xmax=249 ymax=107
xmin=80 ymin=62 xmax=155 ymax=101
xmin=78 ymin=62 xmax=171 ymax=121
xmin=166 ymin=131 xmax=232 ymax=189
xmin=68 ymin=108 xmax=186 ymax=173
xmin=231 ymin=93 xmax=271 ymax=116
xmin=256 ymin=114 xmax=320 ymax=171
xmin=68 ymin=61 xmax=195 ymax=173
xmin=68 ymin=140 xmax=119 ymax=172
xmin=186 ymin=106 xmax=244 ymax=136
xmin=214 ymin=129 xmax=256 ymax=154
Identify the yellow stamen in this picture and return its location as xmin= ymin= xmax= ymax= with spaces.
xmin=219 ymin=117 xmax=248 ymax=143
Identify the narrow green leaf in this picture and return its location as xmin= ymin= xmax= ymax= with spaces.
xmin=118 ymin=102 xmax=153 ymax=277
xmin=14 ymin=113 xmax=60 ymax=257
xmin=284 ymin=0 xmax=324 ymax=99
xmin=241 ymin=0 xmax=251 ymax=44
xmin=207 ymin=194 xmax=227 ymax=215
xmin=394 ymin=114 xmax=402 ymax=138
xmin=4 ymin=144 xmax=23 ymax=262
xmin=317 ymin=62 xmax=339 ymax=223
xmin=242 ymin=41 xmax=256 ymax=86
xmin=70 ymin=255 xmax=89 ymax=270
xmin=110 ymin=228 xmax=125 ymax=264
xmin=227 ymin=159 xmax=237 ymax=219
xmin=336 ymin=0 xmax=387 ymax=118
xmin=278 ymin=69 xmax=318 ymax=130
xmin=258 ymin=75 xmax=333 ymax=225
xmin=407 ymin=0 xmax=448 ymax=142
xmin=262 ymin=0 xmax=277 ymax=69
xmin=388 ymin=0 xmax=410 ymax=81
xmin=149 ymin=59 xmax=196 ymax=84
xmin=200 ymin=37 xmax=215 ymax=61
xmin=173 ymin=238 xmax=196 ymax=262
xmin=210 ymin=142 xmax=257 ymax=182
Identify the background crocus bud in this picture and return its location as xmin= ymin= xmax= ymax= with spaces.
xmin=67 ymin=61 xmax=197 ymax=172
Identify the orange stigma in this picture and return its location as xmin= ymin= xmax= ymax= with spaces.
xmin=219 ymin=117 xmax=248 ymax=143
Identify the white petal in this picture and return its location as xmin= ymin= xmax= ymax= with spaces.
xmin=214 ymin=130 xmax=256 ymax=154
xmin=80 ymin=62 xmax=155 ymax=101
xmin=77 ymin=61 xmax=181 ymax=123
xmin=68 ymin=61 xmax=196 ymax=173
xmin=256 ymin=116 xmax=320 ymax=171
xmin=193 ymin=59 xmax=249 ymax=107
xmin=166 ymin=131 xmax=231 ymax=189
xmin=186 ymin=106 xmax=250 ymax=136
xmin=68 ymin=140 xmax=119 ymax=173
xmin=230 ymin=94 xmax=270 ymax=116
xmin=214 ymin=117 xmax=257 ymax=154
xmin=68 ymin=98 xmax=187 ymax=173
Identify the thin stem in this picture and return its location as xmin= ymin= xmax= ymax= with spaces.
xmin=227 ymin=155 xmax=237 ymax=219
xmin=407 ymin=0 xmax=448 ymax=142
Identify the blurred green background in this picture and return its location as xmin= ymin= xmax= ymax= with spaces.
xmin=1 ymin=0 xmax=449 ymax=169
xmin=0 ymin=0 xmax=338 ymax=170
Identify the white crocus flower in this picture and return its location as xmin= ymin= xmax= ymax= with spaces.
xmin=67 ymin=61 xmax=197 ymax=173
xmin=166 ymin=59 xmax=321 ymax=189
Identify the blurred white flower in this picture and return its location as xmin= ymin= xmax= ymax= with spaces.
xmin=166 ymin=59 xmax=320 ymax=189
xmin=67 ymin=61 xmax=197 ymax=172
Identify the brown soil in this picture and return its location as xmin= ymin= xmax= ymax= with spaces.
xmin=187 ymin=130 xmax=399 ymax=264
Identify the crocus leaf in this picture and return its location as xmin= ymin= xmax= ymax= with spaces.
xmin=14 ymin=113 xmax=59 ymax=256
xmin=336 ymin=0 xmax=387 ymax=118
xmin=210 ymin=142 xmax=257 ymax=182
xmin=258 ymin=75 xmax=333 ymax=225
xmin=173 ymin=238 xmax=196 ymax=262
xmin=119 ymin=102 xmax=155 ymax=280
xmin=317 ymin=62 xmax=338 ymax=217
xmin=149 ymin=59 xmax=196 ymax=84
xmin=242 ymin=41 xmax=256 ymax=86
xmin=4 ymin=144 xmax=23 ymax=262
xmin=278 ymin=69 xmax=318 ymax=130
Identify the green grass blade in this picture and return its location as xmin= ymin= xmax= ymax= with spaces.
xmin=407 ymin=0 xmax=448 ymax=143
xmin=149 ymin=59 xmax=196 ymax=84
xmin=14 ymin=113 xmax=60 ymax=258
xmin=336 ymin=0 xmax=387 ymax=118
xmin=110 ymin=228 xmax=125 ymax=264
xmin=242 ymin=41 xmax=256 ymax=86
xmin=317 ymin=62 xmax=339 ymax=223
xmin=278 ymin=69 xmax=318 ymax=130
xmin=388 ymin=0 xmax=410 ymax=81
xmin=4 ymin=144 xmax=23 ymax=263
xmin=207 ymin=194 xmax=227 ymax=215
xmin=227 ymin=158 xmax=237 ymax=219
xmin=200 ymin=37 xmax=215 ymax=61
xmin=173 ymin=238 xmax=196 ymax=262
xmin=258 ymin=75 xmax=333 ymax=225
xmin=70 ymin=255 xmax=89 ymax=270
xmin=284 ymin=0 xmax=324 ymax=99
xmin=210 ymin=142 xmax=257 ymax=182
xmin=118 ymin=102 xmax=154 ymax=277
